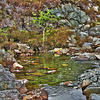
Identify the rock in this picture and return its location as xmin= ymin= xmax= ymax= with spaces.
xmin=0 ymin=90 xmax=20 ymax=100
xmin=19 ymin=53 xmax=26 ymax=57
xmin=17 ymin=43 xmax=30 ymax=53
xmin=93 ymin=38 xmax=100 ymax=46
xmin=54 ymin=4 xmax=91 ymax=28
xmin=54 ymin=48 xmax=62 ymax=53
xmin=13 ymin=62 xmax=23 ymax=69
xmin=82 ymin=80 xmax=91 ymax=90
xmin=11 ymin=69 xmax=22 ymax=73
xmin=59 ymin=19 xmax=72 ymax=27
xmin=69 ymin=47 xmax=81 ymax=53
xmin=82 ymin=42 xmax=93 ymax=50
xmin=68 ymin=43 xmax=76 ymax=47
xmin=78 ymin=32 xmax=88 ymax=39
xmin=60 ymin=48 xmax=69 ymax=54
xmin=93 ymin=6 xmax=99 ymax=12
xmin=40 ymin=88 xmax=48 ymax=100
xmin=89 ymin=25 xmax=100 ymax=36
xmin=23 ymin=95 xmax=35 ymax=100
xmin=81 ymin=24 xmax=90 ymax=31
xmin=47 ymin=70 xmax=56 ymax=74
xmin=89 ymin=94 xmax=100 ymax=100
xmin=76 ymin=55 xmax=89 ymax=61
xmin=54 ymin=53 xmax=60 ymax=57
xmin=59 ymin=81 xmax=72 ymax=86
xmin=83 ymin=87 xmax=100 ymax=98
xmin=14 ymin=49 xmax=21 ymax=57
xmin=76 ymin=53 xmax=96 ymax=61
xmin=2 ymin=53 xmax=16 ymax=67
xmin=19 ymin=85 xmax=27 ymax=94
xmin=95 ymin=47 xmax=100 ymax=53
xmin=95 ymin=55 xmax=100 ymax=60
xmin=70 ymin=20 xmax=79 ymax=27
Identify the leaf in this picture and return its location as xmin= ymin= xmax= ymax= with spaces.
xmin=46 ymin=33 xmax=50 ymax=36
xmin=27 ymin=23 xmax=29 ymax=25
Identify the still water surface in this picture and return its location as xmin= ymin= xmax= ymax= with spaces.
xmin=15 ymin=53 xmax=94 ymax=90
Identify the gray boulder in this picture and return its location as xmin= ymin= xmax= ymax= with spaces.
xmin=89 ymin=94 xmax=100 ymax=100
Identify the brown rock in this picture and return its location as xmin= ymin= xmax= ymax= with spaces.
xmin=82 ymin=80 xmax=91 ymax=90
xmin=83 ymin=87 xmax=100 ymax=99
xmin=40 ymin=88 xmax=48 ymax=100
xmin=95 ymin=54 xmax=100 ymax=60
xmin=19 ymin=85 xmax=27 ymax=94
xmin=20 ymin=53 xmax=26 ymax=57
xmin=13 ymin=62 xmax=23 ymax=69
xmin=64 ymin=81 xmax=72 ymax=86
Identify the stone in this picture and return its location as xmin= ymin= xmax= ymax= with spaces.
xmin=82 ymin=80 xmax=91 ymax=90
xmin=95 ymin=55 xmax=100 ymax=60
xmin=83 ymin=87 xmax=100 ymax=98
xmin=70 ymin=20 xmax=79 ymax=27
xmin=40 ymin=88 xmax=48 ymax=100
xmin=89 ymin=25 xmax=100 ymax=36
xmin=89 ymin=94 xmax=100 ymax=100
xmin=13 ymin=62 xmax=23 ymax=69
xmin=64 ymin=4 xmax=74 ymax=12
xmin=0 ymin=90 xmax=19 ymax=99
xmin=54 ymin=48 xmax=62 ymax=53
xmin=93 ymin=38 xmax=100 ymax=46
xmin=14 ymin=49 xmax=21 ymax=54
xmin=68 ymin=43 xmax=76 ymax=47
xmin=76 ymin=55 xmax=89 ymax=61
xmin=95 ymin=47 xmax=100 ymax=53
xmin=78 ymin=32 xmax=88 ymax=38
xmin=81 ymin=24 xmax=90 ymax=31
xmin=47 ymin=70 xmax=56 ymax=74
xmin=82 ymin=42 xmax=92 ymax=50
xmin=68 ymin=12 xmax=78 ymax=20
xmin=19 ymin=85 xmax=27 ymax=94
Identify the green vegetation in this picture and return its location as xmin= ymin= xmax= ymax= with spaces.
xmin=32 ymin=9 xmax=59 ymax=48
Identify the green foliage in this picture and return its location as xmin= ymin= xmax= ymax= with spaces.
xmin=32 ymin=9 xmax=59 ymax=48
xmin=0 ymin=28 xmax=8 ymax=43
xmin=32 ymin=9 xmax=58 ymax=27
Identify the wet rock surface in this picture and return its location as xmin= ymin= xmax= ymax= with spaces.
xmin=44 ymin=86 xmax=86 ymax=100
xmin=89 ymin=94 xmax=100 ymax=100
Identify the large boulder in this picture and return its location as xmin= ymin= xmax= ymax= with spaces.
xmin=83 ymin=87 xmax=100 ymax=99
xmin=89 ymin=94 xmax=100 ymax=100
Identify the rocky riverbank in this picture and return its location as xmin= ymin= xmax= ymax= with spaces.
xmin=0 ymin=0 xmax=100 ymax=100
